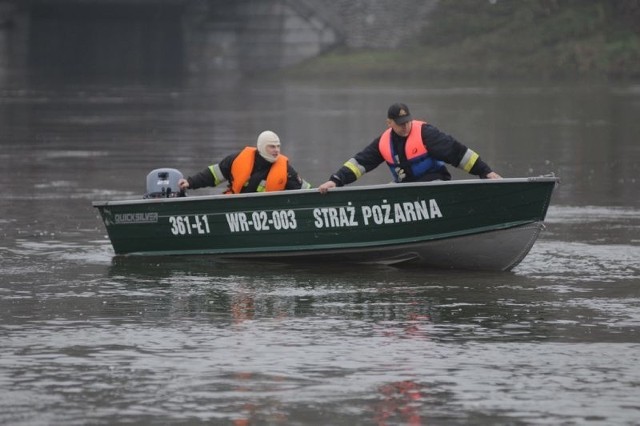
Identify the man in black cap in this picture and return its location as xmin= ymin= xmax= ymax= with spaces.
xmin=318 ymin=102 xmax=501 ymax=193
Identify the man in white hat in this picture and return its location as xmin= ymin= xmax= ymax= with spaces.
xmin=178 ymin=130 xmax=311 ymax=194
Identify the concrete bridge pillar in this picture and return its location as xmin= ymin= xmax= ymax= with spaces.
xmin=0 ymin=2 xmax=28 ymax=84
xmin=0 ymin=0 xmax=435 ymax=85
xmin=183 ymin=0 xmax=339 ymax=75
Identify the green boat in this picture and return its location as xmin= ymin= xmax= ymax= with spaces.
xmin=93 ymin=170 xmax=558 ymax=271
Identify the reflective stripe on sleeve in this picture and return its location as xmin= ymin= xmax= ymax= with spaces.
xmin=458 ymin=149 xmax=479 ymax=173
xmin=208 ymin=164 xmax=226 ymax=186
xmin=301 ymin=179 xmax=312 ymax=189
xmin=344 ymin=158 xmax=365 ymax=179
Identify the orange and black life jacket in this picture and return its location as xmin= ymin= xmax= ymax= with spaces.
xmin=225 ymin=147 xmax=288 ymax=194
xmin=378 ymin=120 xmax=444 ymax=182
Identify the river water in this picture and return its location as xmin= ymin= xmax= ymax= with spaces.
xmin=1 ymin=75 xmax=639 ymax=425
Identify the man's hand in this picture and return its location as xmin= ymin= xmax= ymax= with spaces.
xmin=318 ymin=181 xmax=336 ymax=194
xmin=485 ymin=172 xmax=502 ymax=179
xmin=178 ymin=178 xmax=190 ymax=190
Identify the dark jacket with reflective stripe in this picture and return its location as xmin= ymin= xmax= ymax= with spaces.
xmin=328 ymin=123 xmax=494 ymax=186
xmin=186 ymin=150 xmax=305 ymax=193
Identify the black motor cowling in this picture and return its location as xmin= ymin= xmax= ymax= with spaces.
xmin=144 ymin=168 xmax=186 ymax=198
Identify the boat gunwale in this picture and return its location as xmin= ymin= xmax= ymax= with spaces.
xmin=92 ymin=176 xmax=559 ymax=208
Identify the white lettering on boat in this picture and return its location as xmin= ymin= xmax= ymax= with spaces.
xmin=225 ymin=209 xmax=298 ymax=233
xmin=169 ymin=214 xmax=211 ymax=236
xmin=114 ymin=212 xmax=158 ymax=224
xmin=312 ymin=199 xmax=442 ymax=229
xmin=226 ymin=212 xmax=250 ymax=232
xmin=361 ymin=199 xmax=442 ymax=226
xmin=168 ymin=200 xmax=442 ymax=235
xmin=313 ymin=203 xmax=359 ymax=228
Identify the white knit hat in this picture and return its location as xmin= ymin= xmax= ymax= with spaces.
xmin=256 ymin=130 xmax=280 ymax=163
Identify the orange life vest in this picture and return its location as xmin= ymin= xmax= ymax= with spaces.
xmin=226 ymin=147 xmax=288 ymax=194
xmin=379 ymin=120 xmax=427 ymax=163
xmin=378 ymin=120 xmax=443 ymax=182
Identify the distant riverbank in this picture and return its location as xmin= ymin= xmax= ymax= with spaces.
xmin=286 ymin=0 xmax=640 ymax=82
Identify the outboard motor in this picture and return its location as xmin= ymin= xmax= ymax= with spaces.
xmin=144 ymin=168 xmax=186 ymax=198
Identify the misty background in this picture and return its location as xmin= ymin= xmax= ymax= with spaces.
xmin=0 ymin=0 xmax=638 ymax=86
xmin=1 ymin=2 xmax=639 ymax=425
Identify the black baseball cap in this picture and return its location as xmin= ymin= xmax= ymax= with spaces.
xmin=387 ymin=103 xmax=412 ymax=124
